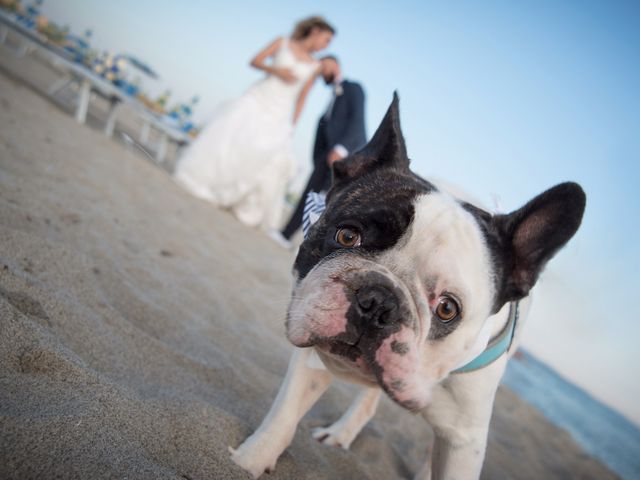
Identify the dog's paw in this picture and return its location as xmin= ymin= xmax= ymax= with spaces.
xmin=229 ymin=437 xmax=278 ymax=479
xmin=311 ymin=423 xmax=356 ymax=450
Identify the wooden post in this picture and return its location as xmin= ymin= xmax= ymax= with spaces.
xmin=75 ymin=79 xmax=91 ymax=124
xmin=104 ymin=98 xmax=121 ymax=137
xmin=156 ymin=133 xmax=169 ymax=163
xmin=139 ymin=121 xmax=151 ymax=145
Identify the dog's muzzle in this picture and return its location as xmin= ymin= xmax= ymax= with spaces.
xmin=354 ymin=285 xmax=402 ymax=329
xmin=346 ymin=269 xmax=413 ymax=330
xmin=317 ymin=269 xmax=415 ymax=363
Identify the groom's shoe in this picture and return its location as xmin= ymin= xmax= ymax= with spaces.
xmin=268 ymin=230 xmax=292 ymax=250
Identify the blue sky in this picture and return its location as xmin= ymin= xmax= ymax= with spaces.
xmin=41 ymin=0 xmax=640 ymax=424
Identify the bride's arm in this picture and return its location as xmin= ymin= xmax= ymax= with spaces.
xmin=293 ymin=68 xmax=320 ymax=125
xmin=250 ymin=37 xmax=296 ymax=83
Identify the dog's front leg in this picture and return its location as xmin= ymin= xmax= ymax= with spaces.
xmin=311 ymin=386 xmax=381 ymax=449
xmin=415 ymin=426 xmax=491 ymax=480
xmin=416 ymin=360 xmax=506 ymax=480
xmin=230 ymin=347 xmax=333 ymax=478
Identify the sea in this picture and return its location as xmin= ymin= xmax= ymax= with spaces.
xmin=501 ymin=349 xmax=640 ymax=479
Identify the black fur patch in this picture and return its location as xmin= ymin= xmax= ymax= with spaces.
xmin=390 ymin=340 xmax=410 ymax=355
xmin=390 ymin=378 xmax=407 ymax=391
xmin=293 ymin=168 xmax=434 ymax=280
xmin=427 ymin=315 xmax=462 ymax=341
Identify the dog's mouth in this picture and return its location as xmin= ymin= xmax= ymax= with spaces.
xmin=314 ymin=338 xmax=378 ymax=387
xmin=316 ymin=332 xmax=364 ymax=362
xmin=317 ymin=336 xmax=426 ymax=411
xmin=321 ymin=335 xmax=364 ymax=362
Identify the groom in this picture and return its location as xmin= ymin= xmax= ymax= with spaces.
xmin=270 ymin=56 xmax=367 ymax=248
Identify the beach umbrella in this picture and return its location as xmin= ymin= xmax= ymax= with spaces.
xmin=121 ymin=55 xmax=159 ymax=79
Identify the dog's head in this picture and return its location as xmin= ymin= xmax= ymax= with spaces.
xmin=286 ymin=94 xmax=585 ymax=411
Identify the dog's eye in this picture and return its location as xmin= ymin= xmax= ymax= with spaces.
xmin=335 ymin=227 xmax=361 ymax=248
xmin=435 ymin=297 xmax=459 ymax=323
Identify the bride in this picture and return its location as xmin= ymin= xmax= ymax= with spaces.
xmin=174 ymin=16 xmax=335 ymax=230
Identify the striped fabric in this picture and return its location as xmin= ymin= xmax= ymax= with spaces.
xmin=302 ymin=191 xmax=327 ymax=239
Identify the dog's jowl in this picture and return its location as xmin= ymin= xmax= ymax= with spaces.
xmin=231 ymin=93 xmax=586 ymax=479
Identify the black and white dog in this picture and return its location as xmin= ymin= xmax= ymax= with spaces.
xmin=230 ymin=94 xmax=586 ymax=479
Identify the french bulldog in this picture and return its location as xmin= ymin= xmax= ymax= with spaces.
xmin=230 ymin=94 xmax=586 ymax=479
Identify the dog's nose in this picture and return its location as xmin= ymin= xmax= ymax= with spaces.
xmin=355 ymin=285 xmax=401 ymax=329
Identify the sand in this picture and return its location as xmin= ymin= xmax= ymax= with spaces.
xmin=0 ymin=52 xmax=618 ymax=479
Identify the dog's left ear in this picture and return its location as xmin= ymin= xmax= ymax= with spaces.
xmin=333 ymin=92 xmax=409 ymax=183
xmin=491 ymin=182 xmax=586 ymax=308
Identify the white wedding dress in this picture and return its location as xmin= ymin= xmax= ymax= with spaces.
xmin=173 ymin=39 xmax=319 ymax=230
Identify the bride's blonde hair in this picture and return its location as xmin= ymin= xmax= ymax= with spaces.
xmin=291 ymin=16 xmax=335 ymax=40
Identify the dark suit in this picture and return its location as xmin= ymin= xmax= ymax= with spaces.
xmin=281 ymin=80 xmax=367 ymax=239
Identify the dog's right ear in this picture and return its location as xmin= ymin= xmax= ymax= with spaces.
xmin=333 ymin=92 xmax=410 ymax=184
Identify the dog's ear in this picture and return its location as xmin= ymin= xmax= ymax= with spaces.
xmin=491 ymin=182 xmax=586 ymax=308
xmin=333 ymin=92 xmax=409 ymax=183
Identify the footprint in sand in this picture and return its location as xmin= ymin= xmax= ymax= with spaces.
xmin=0 ymin=286 xmax=50 ymax=322
xmin=60 ymin=213 xmax=82 ymax=225
xmin=18 ymin=345 xmax=67 ymax=374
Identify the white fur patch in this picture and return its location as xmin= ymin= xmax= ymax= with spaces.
xmin=379 ymin=191 xmax=497 ymax=376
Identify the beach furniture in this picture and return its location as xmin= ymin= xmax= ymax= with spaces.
xmin=0 ymin=9 xmax=190 ymax=163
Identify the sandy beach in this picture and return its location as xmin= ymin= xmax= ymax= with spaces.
xmin=0 ymin=55 xmax=619 ymax=479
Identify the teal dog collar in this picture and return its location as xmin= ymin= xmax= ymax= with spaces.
xmin=452 ymin=302 xmax=520 ymax=374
